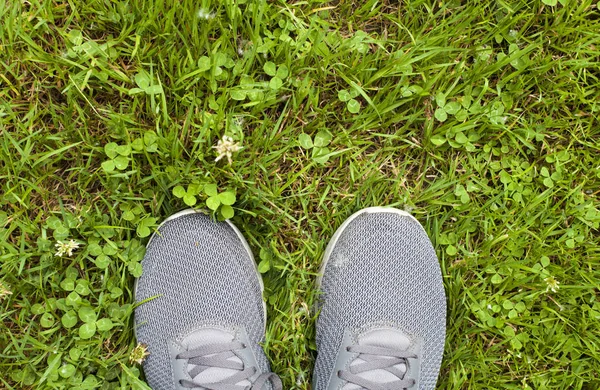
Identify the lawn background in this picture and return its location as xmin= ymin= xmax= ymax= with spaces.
xmin=1 ymin=0 xmax=600 ymax=388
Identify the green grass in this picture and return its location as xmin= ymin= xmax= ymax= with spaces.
xmin=1 ymin=0 xmax=600 ymax=388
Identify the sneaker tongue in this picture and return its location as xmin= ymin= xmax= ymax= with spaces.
xmin=182 ymin=328 xmax=251 ymax=387
xmin=342 ymin=328 xmax=411 ymax=390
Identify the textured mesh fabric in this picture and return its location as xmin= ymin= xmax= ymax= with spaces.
xmin=342 ymin=328 xmax=411 ymax=390
xmin=135 ymin=213 xmax=270 ymax=390
xmin=313 ymin=211 xmax=446 ymax=390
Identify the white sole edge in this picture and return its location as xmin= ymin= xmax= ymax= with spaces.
xmin=316 ymin=206 xmax=424 ymax=287
xmin=133 ymin=209 xmax=267 ymax=336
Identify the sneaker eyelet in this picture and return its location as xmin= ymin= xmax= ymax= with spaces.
xmin=337 ymin=370 xmax=342 ymax=378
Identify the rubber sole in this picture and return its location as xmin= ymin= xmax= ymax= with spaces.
xmin=133 ymin=209 xmax=267 ymax=335
xmin=316 ymin=206 xmax=424 ymax=286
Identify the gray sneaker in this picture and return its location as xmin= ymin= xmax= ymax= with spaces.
xmin=134 ymin=210 xmax=282 ymax=390
xmin=313 ymin=207 xmax=446 ymax=390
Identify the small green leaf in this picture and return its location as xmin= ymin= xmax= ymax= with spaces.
xmin=103 ymin=244 xmax=118 ymax=256
xmin=263 ymin=61 xmax=277 ymax=76
xmin=113 ymin=156 xmax=129 ymax=170
xmin=276 ymin=65 xmax=289 ymax=79
xmin=187 ymin=183 xmax=202 ymax=195
xmin=144 ymin=131 xmax=158 ymax=146
xmin=128 ymin=261 xmax=143 ymax=277
xmin=401 ymin=85 xmax=422 ymax=97
xmin=347 ymin=99 xmax=360 ymax=114
xmin=204 ymin=184 xmax=218 ymax=197
xmin=220 ymin=205 xmax=234 ymax=219
xmin=312 ymin=147 xmax=331 ymax=165
xmin=298 ymin=133 xmax=313 ymax=149
xmin=444 ymin=101 xmax=461 ymax=115
xmin=257 ymin=258 xmax=270 ymax=273
xmin=66 ymin=291 xmax=81 ymax=307
xmin=60 ymin=279 xmax=75 ymax=291
xmin=69 ymin=348 xmax=82 ymax=360
xmin=455 ymin=109 xmax=468 ymax=122
xmin=230 ymin=90 xmax=247 ymax=101
xmin=104 ymin=142 xmax=119 ymax=159
xmin=145 ymin=85 xmax=163 ymax=95
xmin=172 ymin=186 xmax=186 ymax=198
xmin=88 ymin=243 xmax=103 ymax=256
xmin=198 ymin=56 xmax=211 ymax=72
xmin=31 ymin=304 xmax=45 ymax=315
xmin=314 ymin=131 xmax=332 ymax=148
xmin=135 ymin=72 xmax=151 ymax=89
xmin=504 ymin=325 xmax=516 ymax=337
xmin=109 ymin=287 xmax=123 ymax=299
xmin=96 ymin=318 xmax=114 ymax=331
xmin=218 ymin=191 xmax=236 ymax=206
xmin=446 ymin=245 xmax=457 ymax=255
xmin=115 ymin=144 xmax=131 ymax=156
xmin=46 ymin=216 xmax=63 ymax=230
xmin=510 ymin=337 xmax=523 ymax=350
xmin=75 ymin=280 xmax=90 ymax=296
xmin=183 ymin=194 xmax=197 ymax=207
xmin=491 ymin=274 xmax=503 ymax=284
xmin=94 ymin=255 xmax=110 ymax=269
xmin=206 ymin=196 xmax=221 ymax=210
xmin=540 ymin=256 xmax=550 ymax=267
xmin=542 ymin=0 xmax=557 ymax=5
xmin=61 ymin=311 xmax=78 ymax=328
xmin=260 ymin=247 xmax=272 ymax=261
xmin=128 ymin=87 xmax=144 ymax=95
xmin=430 ymin=134 xmax=446 ymax=146
xmin=58 ymin=364 xmax=76 ymax=378
xmin=269 ymin=77 xmax=283 ymax=90
xmin=132 ymin=138 xmax=144 ymax=151
xmin=79 ymin=322 xmax=96 ymax=339
xmin=435 ymin=92 xmax=446 ymax=107
xmin=455 ymin=132 xmax=469 ymax=144
xmin=434 ymin=108 xmax=448 ymax=122
xmin=40 ymin=313 xmax=55 ymax=328
xmin=101 ymin=160 xmax=115 ymax=172
xmin=78 ymin=306 xmax=97 ymax=323
xmin=66 ymin=29 xmax=83 ymax=45
xmin=338 ymin=89 xmax=352 ymax=102
xmin=136 ymin=224 xmax=150 ymax=238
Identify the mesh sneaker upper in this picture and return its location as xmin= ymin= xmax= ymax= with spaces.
xmin=313 ymin=210 xmax=446 ymax=390
xmin=134 ymin=213 xmax=269 ymax=390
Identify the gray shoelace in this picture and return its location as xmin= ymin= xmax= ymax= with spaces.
xmin=177 ymin=341 xmax=282 ymax=390
xmin=338 ymin=345 xmax=417 ymax=390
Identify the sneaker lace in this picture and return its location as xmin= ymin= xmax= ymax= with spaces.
xmin=177 ymin=341 xmax=282 ymax=390
xmin=338 ymin=345 xmax=417 ymax=390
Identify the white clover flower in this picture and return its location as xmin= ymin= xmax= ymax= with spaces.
xmin=130 ymin=343 xmax=150 ymax=365
xmin=544 ymin=276 xmax=560 ymax=293
xmin=213 ymin=135 xmax=242 ymax=164
xmin=197 ymin=8 xmax=215 ymax=20
xmin=0 ymin=282 xmax=12 ymax=300
xmin=54 ymin=239 xmax=80 ymax=257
